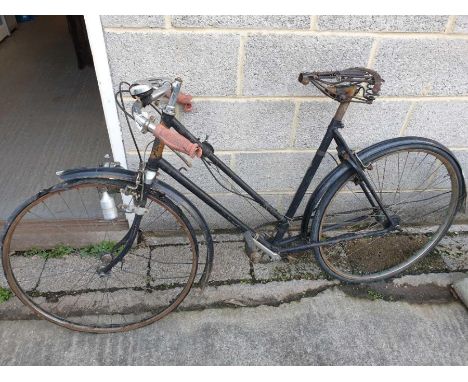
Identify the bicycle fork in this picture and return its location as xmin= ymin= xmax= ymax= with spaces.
xmin=98 ymin=182 xmax=149 ymax=275
xmin=98 ymin=215 xmax=143 ymax=275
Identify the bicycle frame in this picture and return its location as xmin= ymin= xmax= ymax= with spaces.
xmin=142 ymin=101 xmax=399 ymax=256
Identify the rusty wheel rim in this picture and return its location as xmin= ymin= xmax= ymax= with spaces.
xmin=2 ymin=179 xmax=198 ymax=333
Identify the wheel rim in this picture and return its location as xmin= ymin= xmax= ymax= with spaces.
xmin=2 ymin=180 xmax=198 ymax=333
xmin=316 ymin=148 xmax=460 ymax=282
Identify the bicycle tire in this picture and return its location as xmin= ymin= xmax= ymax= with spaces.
xmin=2 ymin=178 xmax=199 ymax=333
xmin=310 ymin=142 xmax=464 ymax=283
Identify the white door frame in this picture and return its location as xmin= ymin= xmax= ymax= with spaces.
xmin=84 ymin=15 xmax=128 ymax=169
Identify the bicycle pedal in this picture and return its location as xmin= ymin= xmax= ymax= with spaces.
xmin=243 ymin=231 xmax=276 ymax=263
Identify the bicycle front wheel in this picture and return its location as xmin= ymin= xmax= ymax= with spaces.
xmin=311 ymin=142 xmax=464 ymax=283
xmin=2 ymin=178 xmax=198 ymax=333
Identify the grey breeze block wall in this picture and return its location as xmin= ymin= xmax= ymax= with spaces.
xmin=102 ymin=15 xmax=468 ymax=229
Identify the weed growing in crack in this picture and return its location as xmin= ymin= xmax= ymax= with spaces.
xmin=19 ymin=241 xmax=122 ymax=259
xmin=80 ymin=241 xmax=120 ymax=257
xmin=0 ymin=287 xmax=12 ymax=303
xmin=22 ymin=245 xmax=74 ymax=259
xmin=367 ymin=289 xmax=384 ymax=300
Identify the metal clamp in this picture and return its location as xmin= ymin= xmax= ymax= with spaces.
xmin=353 ymin=152 xmax=373 ymax=171
xmin=102 ymin=154 xmax=121 ymax=168
xmin=120 ymin=204 xmax=149 ymax=216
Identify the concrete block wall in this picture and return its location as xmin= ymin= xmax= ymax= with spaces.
xmin=102 ymin=15 xmax=468 ymax=229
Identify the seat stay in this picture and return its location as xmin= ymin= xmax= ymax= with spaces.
xmin=332 ymin=128 xmax=399 ymax=229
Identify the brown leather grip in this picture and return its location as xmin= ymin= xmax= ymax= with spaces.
xmin=176 ymin=92 xmax=193 ymax=112
xmin=153 ymin=123 xmax=202 ymax=158
xmin=298 ymin=73 xmax=309 ymax=85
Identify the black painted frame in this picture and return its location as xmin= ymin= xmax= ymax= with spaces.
xmin=142 ymin=102 xmax=398 ymax=255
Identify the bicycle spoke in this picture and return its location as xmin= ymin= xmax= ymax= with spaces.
xmin=49 ymin=263 xmax=99 ymax=315
xmin=317 ymin=148 xmax=458 ymax=281
xmin=63 ymin=271 xmax=100 ymax=321
xmin=4 ymin=180 xmax=197 ymax=332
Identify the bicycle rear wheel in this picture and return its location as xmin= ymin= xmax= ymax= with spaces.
xmin=2 ymin=178 xmax=198 ymax=333
xmin=311 ymin=143 xmax=463 ymax=282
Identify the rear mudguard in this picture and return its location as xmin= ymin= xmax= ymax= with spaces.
xmin=300 ymin=136 xmax=467 ymax=238
xmin=58 ymin=166 xmax=214 ymax=288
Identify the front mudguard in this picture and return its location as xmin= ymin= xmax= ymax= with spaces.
xmin=300 ymin=136 xmax=467 ymax=238
xmin=58 ymin=166 xmax=214 ymax=288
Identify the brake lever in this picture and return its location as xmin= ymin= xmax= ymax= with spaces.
xmin=169 ymin=147 xmax=193 ymax=168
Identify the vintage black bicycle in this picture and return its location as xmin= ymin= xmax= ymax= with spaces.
xmin=2 ymin=67 xmax=466 ymax=333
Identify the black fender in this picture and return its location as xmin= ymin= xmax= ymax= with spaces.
xmin=58 ymin=166 xmax=138 ymax=183
xmin=58 ymin=166 xmax=214 ymax=288
xmin=300 ymin=136 xmax=467 ymax=238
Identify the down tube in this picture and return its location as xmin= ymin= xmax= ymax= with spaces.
xmin=168 ymin=115 xmax=284 ymax=221
xmin=156 ymin=158 xmax=255 ymax=233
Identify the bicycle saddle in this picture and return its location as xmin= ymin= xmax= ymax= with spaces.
xmin=298 ymin=67 xmax=384 ymax=104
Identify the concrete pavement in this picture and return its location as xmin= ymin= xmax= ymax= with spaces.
xmin=0 ymin=231 xmax=466 ymax=365
xmin=0 ymin=285 xmax=466 ymax=365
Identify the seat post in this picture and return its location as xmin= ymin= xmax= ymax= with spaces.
xmin=334 ymin=101 xmax=351 ymax=122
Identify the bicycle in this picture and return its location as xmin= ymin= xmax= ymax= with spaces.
xmin=1 ymin=68 xmax=466 ymax=333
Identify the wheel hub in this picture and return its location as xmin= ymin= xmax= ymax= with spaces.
xmin=97 ymin=253 xmax=114 ymax=276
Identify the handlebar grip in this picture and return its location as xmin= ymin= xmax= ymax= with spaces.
xmin=177 ymin=92 xmax=193 ymax=112
xmin=153 ymin=123 xmax=202 ymax=158
xmin=298 ymin=72 xmax=310 ymax=85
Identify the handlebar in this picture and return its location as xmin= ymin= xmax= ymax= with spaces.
xmin=151 ymin=81 xmax=172 ymax=103
xmin=131 ymin=78 xmax=202 ymax=158
xmin=131 ymin=78 xmax=180 ymax=131
xmin=131 ymin=99 xmax=155 ymax=133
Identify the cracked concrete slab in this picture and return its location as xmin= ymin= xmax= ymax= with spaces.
xmin=253 ymin=251 xmax=324 ymax=281
xmin=0 ymin=288 xmax=466 ymax=365
xmin=393 ymin=272 xmax=467 ymax=287
xmin=0 ymin=271 xmax=465 ymax=320
xmin=437 ymin=234 xmax=468 ymax=271
xmin=1 ymin=230 xmax=466 ymax=319
xmin=2 ymin=231 xmax=467 ymax=291
xmin=452 ymin=277 xmax=468 ymax=308
xmin=0 ymin=277 xmax=338 ymax=320
xmin=209 ymin=241 xmax=251 ymax=282
xmin=7 ymin=255 xmax=46 ymax=290
xmin=184 ymin=279 xmax=338 ymax=308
